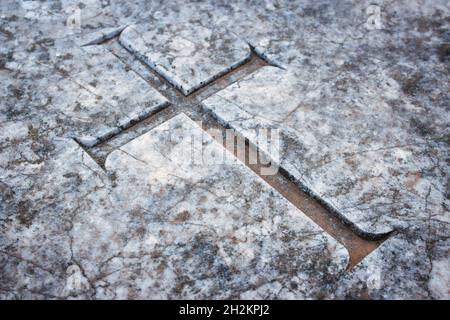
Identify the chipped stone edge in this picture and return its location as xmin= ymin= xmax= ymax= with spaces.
xmin=76 ymin=25 xmax=129 ymax=47
xmin=118 ymin=25 xmax=252 ymax=96
xmin=248 ymin=42 xmax=286 ymax=70
xmin=104 ymin=112 xmax=350 ymax=275
xmin=75 ymin=100 xmax=170 ymax=148
xmin=200 ymin=91 xmax=393 ymax=240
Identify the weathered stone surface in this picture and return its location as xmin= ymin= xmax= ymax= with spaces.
xmin=333 ymin=234 xmax=450 ymax=299
xmin=203 ymin=65 xmax=450 ymax=235
xmin=78 ymin=26 xmax=128 ymax=47
xmin=0 ymin=114 xmax=348 ymax=299
xmin=104 ymin=113 xmax=348 ymax=298
xmin=1 ymin=0 xmax=449 ymax=300
xmin=203 ymin=64 xmax=450 ymax=297
xmin=0 ymin=139 xmax=109 ymax=299
xmin=67 ymin=53 xmax=168 ymax=146
xmin=119 ymin=22 xmax=251 ymax=95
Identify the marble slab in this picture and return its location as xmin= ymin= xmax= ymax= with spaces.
xmin=202 ymin=66 xmax=450 ymax=237
xmin=119 ymin=22 xmax=251 ymax=95
xmin=1 ymin=0 xmax=449 ymax=300
xmin=334 ymin=232 xmax=450 ymax=299
xmin=68 ymin=55 xmax=169 ymax=146
xmin=0 ymin=114 xmax=349 ymax=299
xmin=103 ymin=113 xmax=349 ymax=298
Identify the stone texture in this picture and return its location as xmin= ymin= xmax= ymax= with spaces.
xmin=1 ymin=0 xmax=449 ymax=300
xmin=203 ymin=66 xmax=450 ymax=236
xmin=203 ymin=62 xmax=450 ymax=299
xmin=68 ymin=53 xmax=168 ymax=146
xmin=333 ymin=234 xmax=450 ymax=299
xmin=0 ymin=114 xmax=348 ymax=299
xmin=201 ymin=0 xmax=450 ymax=298
xmin=103 ymin=113 xmax=348 ymax=298
xmin=1 ymin=36 xmax=168 ymax=148
xmin=119 ymin=22 xmax=251 ymax=95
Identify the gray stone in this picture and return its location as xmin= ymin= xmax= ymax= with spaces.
xmin=119 ymin=22 xmax=251 ymax=95
xmin=103 ymin=113 xmax=348 ymax=298
xmin=1 ymin=0 xmax=449 ymax=300
xmin=0 ymin=114 xmax=348 ymax=299
xmin=334 ymin=232 xmax=450 ymax=299
xmin=203 ymin=66 xmax=449 ymax=237
xmin=67 ymin=53 xmax=168 ymax=146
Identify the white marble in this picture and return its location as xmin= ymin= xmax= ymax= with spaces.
xmin=0 ymin=115 xmax=349 ymax=299
xmin=102 ymin=113 xmax=348 ymax=298
xmin=119 ymin=22 xmax=251 ymax=95
xmin=1 ymin=0 xmax=449 ymax=300
xmin=69 ymin=56 xmax=168 ymax=146
xmin=203 ymin=66 xmax=450 ymax=237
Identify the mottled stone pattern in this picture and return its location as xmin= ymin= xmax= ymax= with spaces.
xmin=104 ymin=113 xmax=348 ymax=298
xmin=69 ymin=54 xmax=168 ymax=146
xmin=1 ymin=0 xmax=449 ymax=299
xmin=1 ymin=30 xmax=168 ymax=147
xmin=203 ymin=65 xmax=449 ymax=235
xmin=201 ymin=0 xmax=450 ymax=299
xmin=0 ymin=114 xmax=348 ymax=299
xmin=119 ymin=22 xmax=251 ymax=95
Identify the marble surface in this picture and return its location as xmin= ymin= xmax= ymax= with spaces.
xmin=69 ymin=54 xmax=168 ymax=147
xmin=203 ymin=66 xmax=450 ymax=236
xmin=1 ymin=0 xmax=449 ymax=299
xmin=1 ymin=35 xmax=168 ymax=148
xmin=104 ymin=113 xmax=348 ymax=298
xmin=0 ymin=114 xmax=348 ymax=299
xmin=334 ymin=233 xmax=450 ymax=299
xmin=119 ymin=22 xmax=251 ymax=95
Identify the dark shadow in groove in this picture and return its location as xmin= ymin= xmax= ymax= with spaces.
xmin=198 ymin=111 xmax=392 ymax=270
xmin=77 ymin=105 xmax=178 ymax=168
xmin=74 ymin=101 xmax=170 ymax=150
xmin=74 ymin=32 xmax=390 ymax=270
xmin=73 ymin=137 xmax=106 ymax=171
xmin=80 ymin=25 xmax=127 ymax=47
xmin=76 ymin=37 xmax=272 ymax=153
xmin=247 ymin=42 xmax=286 ymax=70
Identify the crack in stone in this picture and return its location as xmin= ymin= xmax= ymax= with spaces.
xmin=77 ymin=34 xmax=388 ymax=270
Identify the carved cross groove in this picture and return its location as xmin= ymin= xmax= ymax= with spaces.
xmin=77 ymin=28 xmax=387 ymax=270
